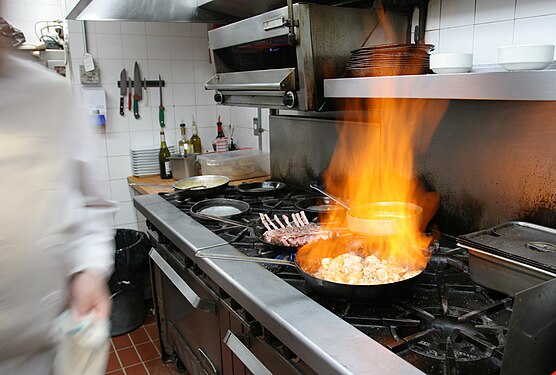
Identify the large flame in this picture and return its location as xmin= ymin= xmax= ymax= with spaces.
xmin=312 ymin=95 xmax=448 ymax=271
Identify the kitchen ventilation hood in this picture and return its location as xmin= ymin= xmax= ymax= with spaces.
xmin=64 ymin=0 xmax=285 ymax=22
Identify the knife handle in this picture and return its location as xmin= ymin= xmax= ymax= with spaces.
xmin=159 ymin=105 xmax=165 ymax=127
xmin=133 ymin=97 xmax=140 ymax=119
xmin=128 ymin=92 xmax=132 ymax=111
xmin=120 ymin=97 xmax=125 ymax=116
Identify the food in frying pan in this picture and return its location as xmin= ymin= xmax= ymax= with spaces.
xmin=315 ymin=253 xmax=422 ymax=285
xmin=259 ymin=212 xmax=335 ymax=247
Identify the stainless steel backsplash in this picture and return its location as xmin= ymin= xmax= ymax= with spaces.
xmin=269 ymin=101 xmax=556 ymax=235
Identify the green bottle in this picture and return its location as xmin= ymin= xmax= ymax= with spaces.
xmin=189 ymin=116 xmax=202 ymax=154
xmin=158 ymin=128 xmax=172 ymax=179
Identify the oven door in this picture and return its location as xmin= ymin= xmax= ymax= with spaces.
xmin=150 ymin=246 xmax=221 ymax=374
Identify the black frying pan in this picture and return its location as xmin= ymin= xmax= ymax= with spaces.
xmin=170 ymin=175 xmax=230 ymax=200
xmin=190 ymin=199 xmax=250 ymax=220
xmin=295 ymin=196 xmax=347 ymax=220
xmin=236 ymin=181 xmax=286 ymax=195
xmin=196 ymin=235 xmax=431 ymax=302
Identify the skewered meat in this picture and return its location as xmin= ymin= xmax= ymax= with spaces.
xmin=315 ymin=252 xmax=422 ymax=285
xmin=259 ymin=212 xmax=335 ymax=247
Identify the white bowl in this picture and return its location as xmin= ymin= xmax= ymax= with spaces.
xmin=498 ymin=44 xmax=555 ymax=71
xmin=430 ymin=53 xmax=473 ymax=74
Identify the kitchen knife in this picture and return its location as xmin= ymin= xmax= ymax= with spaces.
xmin=127 ymin=78 xmax=132 ymax=111
xmin=158 ymin=75 xmax=164 ymax=127
xmin=119 ymin=69 xmax=126 ymax=116
xmin=133 ymin=62 xmax=142 ymax=119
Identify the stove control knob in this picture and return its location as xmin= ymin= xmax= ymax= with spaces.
xmin=214 ymin=90 xmax=224 ymax=104
xmin=282 ymin=91 xmax=296 ymax=109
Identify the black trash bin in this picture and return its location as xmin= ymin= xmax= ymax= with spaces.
xmin=108 ymin=229 xmax=151 ymax=337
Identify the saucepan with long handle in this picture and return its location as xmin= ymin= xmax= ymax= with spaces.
xmin=197 ymin=234 xmax=432 ymax=302
xmin=309 ymin=185 xmax=425 ymax=236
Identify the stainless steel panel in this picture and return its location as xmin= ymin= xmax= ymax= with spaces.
xmin=465 ymin=246 xmax=555 ymax=296
xmin=324 ymin=70 xmax=556 ymax=101
xmin=223 ymin=331 xmax=273 ymax=375
xmin=198 ymin=0 xmax=285 ymax=20
xmin=66 ymin=0 xmax=237 ymax=22
xmin=205 ymin=68 xmax=296 ymax=91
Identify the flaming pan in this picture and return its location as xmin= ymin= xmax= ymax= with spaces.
xmin=197 ymin=235 xmax=432 ymax=302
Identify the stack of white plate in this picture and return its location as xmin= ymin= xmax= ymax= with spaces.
xmin=130 ymin=145 xmax=176 ymax=177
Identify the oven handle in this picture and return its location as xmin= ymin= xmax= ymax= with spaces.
xmin=149 ymin=248 xmax=215 ymax=313
xmin=205 ymin=82 xmax=284 ymax=91
xmin=223 ymin=330 xmax=273 ymax=375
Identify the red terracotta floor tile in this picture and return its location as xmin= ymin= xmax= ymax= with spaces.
xmin=106 ymin=370 xmax=124 ymax=375
xmin=144 ymin=313 xmax=156 ymax=325
xmin=112 ymin=334 xmax=133 ymax=350
xmin=145 ymin=324 xmax=159 ymax=341
xmin=123 ymin=364 xmax=148 ymax=375
xmin=136 ymin=341 xmax=160 ymax=362
xmin=129 ymin=326 xmax=150 ymax=345
xmin=117 ymin=347 xmax=141 ymax=368
xmin=152 ymin=340 xmax=161 ymax=355
xmin=144 ymin=359 xmax=171 ymax=375
xmin=106 ymin=351 xmax=121 ymax=373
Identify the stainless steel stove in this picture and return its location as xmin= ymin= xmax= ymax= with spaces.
xmin=139 ymin=185 xmax=528 ymax=375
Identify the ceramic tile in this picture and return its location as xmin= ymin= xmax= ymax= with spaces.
xmin=110 ymin=179 xmax=133 ymax=202
xmin=216 ymin=106 xmax=232 ymax=127
xmin=96 ymin=34 xmax=124 ymax=59
xmin=231 ymin=106 xmax=258 ymax=128
xmin=147 ymin=36 xmax=171 ymax=60
xmin=106 ymin=369 xmax=124 ymax=375
xmin=170 ymin=36 xmax=193 ymax=60
xmin=513 ymin=14 xmax=556 ymax=52
xmin=171 ymin=60 xmax=195 ymax=83
xmin=195 ymin=105 xmax=217 ymax=129
xmin=475 ymin=0 xmax=516 ymax=24
xmin=108 ymin=155 xmax=132 ymax=180
xmin=129 ymin=327 xmax=150 ymax=345
xmin=96 ymin=157 xmax=110 ymax=182
xmin=437 ymin=25 xmax=474 ymax=54
xmin=440 ymin=0 xmax=476 ymax=29
xmin=169 ymin=22 xmax=192 ymax=37
xmin=174 ymin=106 xmax=197 ymax=126
xmin=136 ymin=342 xmax=159 ymax=362
xmin=191 ymin=23 xmax=208 ymax=38
xmin=113 ymin=201 xmax=137 ymax=226
xmin=106 ymin=351 xmax=120 ymax=372
xmin=148 ymin=60 xmax=173 ymax=87
xmin=122 ymin=35 xmax=148 ymax=60
xmin=130 ymin=107 xmax=155 ymax=132
xmin=425 ymin=0 xmax=441 ymax=30
xmin=146 ymin=22 xmax=170 ymax=36
xmin=121 ymin=22 xmax=146 ymax=35
xmin=516 ymin=0 xmax=556 ymax=19
xmin=106 ymin=132 xmax=131 ymax=157
xmin=112 ymin=334 xmax=132 ymax=350
xmin=106 ymin=108 xmax=130 ymax=133
xmin=67 ymin=20 xmax=82 ymax=33
xmin=473 ymin=21 xmax=514 ymax=65
xmin=194 ymin=83 xmax=214 ymax=106
xmin=173 ymin=84 xmax=196 ymax=106
xmin=68 ymin=32 xmax=85 ymax=58
xmin=191 ymin=37 xmax=210 ymax=61
xmin=92 ymin=21 xmax=121 ymax=34
xmin=193 ymin=60 xmax=214 ymax=84
xmin=425 ymin=30 xmax=440 ymax=51
xmin=123 ymin=364 xmax=148 ymax=375
xmin=99 ymin=59 xmax=125 ymax=85
xmin=130 ymin=131 xmax=156 ymax=148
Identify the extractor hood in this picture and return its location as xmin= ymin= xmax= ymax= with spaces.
xmin=64 ymin=0 xmax=285 ymax=22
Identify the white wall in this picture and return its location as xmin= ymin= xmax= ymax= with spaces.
xmin=1 ymin=0 xmax=64 ymax=45
xmin=421 ymin=0 xmax=556 ymax=65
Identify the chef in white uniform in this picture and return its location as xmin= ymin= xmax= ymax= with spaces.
xmin=0 ymin=17 xmax=117 ymax=374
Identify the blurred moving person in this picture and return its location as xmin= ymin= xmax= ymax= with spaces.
xmin=0 ymin=15 xmax=118 ymax=374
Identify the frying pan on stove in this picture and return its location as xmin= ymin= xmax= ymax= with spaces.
xmin=190 ymin=198 xmax=250 ymax=220
xmin=295 ymin=196 xmax=347 ymax=220
xmin=236 ymin=181 xmax=287 ymax=195
xmin=196 ymin=235 xmax=432 ymax=302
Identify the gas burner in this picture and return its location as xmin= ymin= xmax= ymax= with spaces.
xmin=393 ymin=305 xmax=506 ymax=363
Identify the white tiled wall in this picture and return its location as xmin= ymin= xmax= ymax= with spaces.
xmin=65 ymin=20 xmax=264 ymax=231
xmin=1 ymin=0 xmax=64 ymax=45
xmin=422 ymin=0 xmax=556 ymax=65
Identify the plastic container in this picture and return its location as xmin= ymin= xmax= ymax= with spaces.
xmin=108 ymin=229 xmax=151 ymax=337
xmin=197 ymin=150 xmax=270 ymax=181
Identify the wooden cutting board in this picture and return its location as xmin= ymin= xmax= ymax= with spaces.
xmin=127 ymin=175 xmax=271 ymax=195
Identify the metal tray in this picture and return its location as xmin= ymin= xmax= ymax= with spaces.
xmin=457 ymin=221 xmax=556 ymax=273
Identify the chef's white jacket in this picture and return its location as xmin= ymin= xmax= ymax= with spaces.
xmin=0 ymin=53 xmax=117 ymax=362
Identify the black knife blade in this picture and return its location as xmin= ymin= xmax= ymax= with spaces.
xmin=119 ymin=68 xmax=127 ymax=116
xmin=133 ymin=62 xmax=142 ymax=119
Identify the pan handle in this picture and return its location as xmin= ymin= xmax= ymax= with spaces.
xmin=309 ymin=184 xmax=350 ymax=210
xmin=193 ymin=213 xmax=251 ymax=228
xmin=195 ymin=251 xmax=296 ymax=267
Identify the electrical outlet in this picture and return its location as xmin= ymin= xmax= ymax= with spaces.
xmin=79 ymin=64 xmax=100 ymax=86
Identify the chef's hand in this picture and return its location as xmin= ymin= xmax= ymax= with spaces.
xmin=69 ymin=269 xmax=112 ymax=320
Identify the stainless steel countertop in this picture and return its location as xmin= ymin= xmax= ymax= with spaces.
xmin=134 ymin=194 xmax=425 ymax=375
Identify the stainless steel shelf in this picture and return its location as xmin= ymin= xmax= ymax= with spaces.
xmin=324 ymin=70 xmax=556 ymax=101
